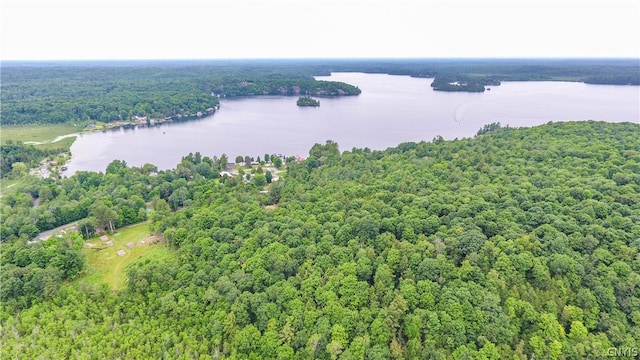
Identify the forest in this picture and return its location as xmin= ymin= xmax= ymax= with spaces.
xmin=1 ymin=121 xmax=639 ymax=359
xmin=0 ymin=63 xmax=361 ymax=125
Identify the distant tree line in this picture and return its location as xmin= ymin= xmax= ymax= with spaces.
xmin=584 ymin=74 xmax=640 ymax=85
xmin=2 ymin=59 xmax=637 ymax=125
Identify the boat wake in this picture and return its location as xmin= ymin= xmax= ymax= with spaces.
xmin=454 ymin=100 xmax=476 ymax=124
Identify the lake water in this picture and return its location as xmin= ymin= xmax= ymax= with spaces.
xmin=63 ymin=73 xmax=639 ymax=174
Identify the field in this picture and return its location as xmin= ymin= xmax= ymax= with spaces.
xmin=79 ymin=221 xmax=173 ymax=291
xmin=0 ymin=178 xmax=20 ymax=198
xmin=1 ymin=124 xmax=80 ymax=146
xmin=33 ymin=136 xmax=76 ymax=151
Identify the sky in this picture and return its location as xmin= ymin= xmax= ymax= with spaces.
xmin=1 ymin=0 xmax=639 ymax=60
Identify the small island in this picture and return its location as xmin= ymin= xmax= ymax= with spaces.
xmin=431 ymin=75 xmax=501 ymax=92
xmin=297 ymin=96 xmax=320 ymax=107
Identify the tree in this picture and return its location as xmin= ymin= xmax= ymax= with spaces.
xmin=141 ymin=163 xmax=158 ymax=174
xmin=105 ymin=159 xmax=127 ymax=175
xmin=307 ymin=155 xmax=319 ymax=171
xmin=457 ymin=229 xmax=487 ymax=261
xmin=11 ymin=162 xmax=28 ymax=177
xmin=253 ymin=174 xmax=267 ymax=188
xmin=219 ymin=153 xmax=229 ymax=170
xmin=38 ymin=185 xmax=53 ymax=202
xmin=370 ymin=317 xmax=391 ymax=347
xmin=77 ymin=217 xmax=98 ymax=239
xmin=19 ymin=223 xmax=40 ymax=239
xmin=153 ymin=198 xmax=171 ymax=213
xmin=90 ymin=202 xmax=117 ymax=232
xmin=326 ymin=340 xmax=344 ymax=360
xmin=308 ymin=140 xmax=340 ymax=168
xmin=265 ymin=170 xmax=273 ymax=183
xmin=168 ymin=187 xmax=189 ymax=210
xmin=272 ymin=156 xmax=283 ymax=169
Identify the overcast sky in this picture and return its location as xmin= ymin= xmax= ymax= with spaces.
xmin=2 ymin=0 xmax=639 ymax=60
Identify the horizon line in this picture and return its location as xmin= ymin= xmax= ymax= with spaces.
xmin=3 ymin=56 xmax=639 ymax=63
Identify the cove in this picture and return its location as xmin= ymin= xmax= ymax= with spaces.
xmin=62 ymin=73 xmax=639 ymax=175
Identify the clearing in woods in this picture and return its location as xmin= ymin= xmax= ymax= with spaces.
xmin=79 ymin=221 xmax=173 ymax=291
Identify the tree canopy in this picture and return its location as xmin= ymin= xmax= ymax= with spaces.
xmin=1 ymin=121 xmax=639 ymax=359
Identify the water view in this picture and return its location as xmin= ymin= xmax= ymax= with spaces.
xmin=63 ymin=73 xmax=639 ymax=174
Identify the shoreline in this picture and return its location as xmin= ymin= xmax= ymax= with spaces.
xmin=16 ymin=106 xmax=220 ymax=179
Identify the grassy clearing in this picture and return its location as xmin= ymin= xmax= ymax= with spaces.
xmin=0 ymin=178 xmax=21 ymax=198
xmin=1 ymin=123 xmax=80 ymax=144
xmin=80 ymin=221 xmax=173 ymax=291
xmin=33 ymin=136 xmax=76 ymax=151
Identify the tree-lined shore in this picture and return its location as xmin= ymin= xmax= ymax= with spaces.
xmin=2 ymin=58 xmax=637 ymax=126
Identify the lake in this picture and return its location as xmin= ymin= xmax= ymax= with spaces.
xmin=63 ymin=73 xmax=639 ymax=174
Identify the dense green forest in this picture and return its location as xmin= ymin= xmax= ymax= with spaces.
xmin=1 ymin=121 xmax=639 ymax=359
xmin=0 ymin=63 xmax=361 ymax=125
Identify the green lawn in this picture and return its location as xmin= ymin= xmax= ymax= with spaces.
xmin=33 ymin=136 xmax=76 ymax=151
xmin=79 ymin=221 xmax=173 ymax=291
xmin=1 ymin=123 xmax=80 ymax=144
xmin=0 ymin=178 xmax=21 ymax=198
